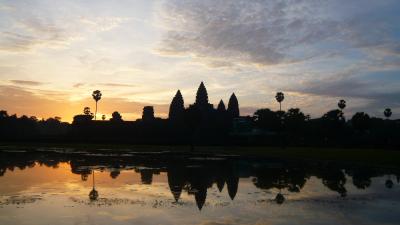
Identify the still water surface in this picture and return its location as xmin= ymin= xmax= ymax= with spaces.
xmin=0 ymin=149 xmax=399 ymax=225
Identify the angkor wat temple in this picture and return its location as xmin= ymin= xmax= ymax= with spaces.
xmin=169 ymin=81 xmax=239 ymax=123
xmin=58 ymin=82 xmax=243 ymax=145
xmin=2 ymin=82 xmax=399 ymax=147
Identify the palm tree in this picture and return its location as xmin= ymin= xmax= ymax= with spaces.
xmin=275 ymin=92 xmax=284 ymax=111
xmin=338 ymin=99 xmax=346 ymax=111
xmin=92 ymin=90 xmax=102 ymax=120
xmin=384 ymin=108 xmax=392 ymax=119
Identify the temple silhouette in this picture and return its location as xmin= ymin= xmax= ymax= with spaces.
xmin=0 ymin=82 xmax=399 ymax=148
xmin=169 ymin=81 xmax=239 ymax=123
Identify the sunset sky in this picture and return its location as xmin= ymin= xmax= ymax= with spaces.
xmin=1 ymin=0 xmax=399 ymax=122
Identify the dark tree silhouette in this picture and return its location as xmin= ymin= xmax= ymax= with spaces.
xmin=284 ymin=108 xmax=308 ymax=135
xmin=73 ymin=114 xmax=93 ymax=124
xmin=321 ymin=109 xmax=346 ymax=143
xmin=227 ymin=93 xmax=239 ymax=118
xmin=275 ymin=92 xmax=284 ymax=111
xmin=83 ymin=107 xmax=92 ymax=116
xmin=384 ymin=108 xmax=392 ymax=119
xmin=101 ymin=114 xmax=106 ymax=121
xmin=110 ymin=111 xmax=123 ymax=122
xmin=322 ymin=109 xmax=345 ymax=124
xmin=169 ymin=90 xmax=185 ymax=121
xmin=254 ymin=108 xmax=281 ymax=131
xmin=217 ymin=100 xmax=226 ymax=112
xmin=351 ymin=112 xmax=371 ymax=132
xmin=0 ymin=110 xmax=8 ymax=119
xmin=92 ymin=90 xmax=102 ymax=120
xmin=338 ymin=99 xmax=346 ymax=111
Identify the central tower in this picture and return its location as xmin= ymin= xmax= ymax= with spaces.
xmin=195 ymin=81 xmax=209 ymax=106
xmin=193 ymin=82 xmax=213 ymax=110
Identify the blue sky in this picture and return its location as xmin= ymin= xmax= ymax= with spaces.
xmin=0 ymin=0 xmax=399 ymax=121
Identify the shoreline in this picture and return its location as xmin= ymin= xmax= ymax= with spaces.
xmin=1 ymin=142 xmax=399 ymax=168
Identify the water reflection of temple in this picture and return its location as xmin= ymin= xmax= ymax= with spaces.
xmin=1 ymin=151 xmax=400 ymax=210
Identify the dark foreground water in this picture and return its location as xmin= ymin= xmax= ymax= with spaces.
xmin=0 ymin=148 xmax=399 ymax=225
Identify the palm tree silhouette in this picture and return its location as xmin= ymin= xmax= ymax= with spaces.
xmin=92 ymin=90 xmax=102 ymax=120
xmin=338 ymin=99 xmax=346 ymax=111
xmin=275 ymin=92 xmax=284 ymax=111
xmin=384 ymin=108 xmax=392 ymax=119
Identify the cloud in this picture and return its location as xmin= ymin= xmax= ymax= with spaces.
xmin=72 ymin=82 xmax=136 ymax=89
xmin=73 ymin=83 xmax=85 ymax=88
xmin=79 ymin=17 xmax=130 ymax=32
xmin=0 ymin=17 xmax=79 ymax=51
xmin=99 ymin=83 xmax=136 ymax=88
xmin=0 ymin=4 xmax=129 ymax=52
xmin=157 ymin=0 xmax=400 ymax=68
xmin=10 ymin=80 xmax=45 ymax=86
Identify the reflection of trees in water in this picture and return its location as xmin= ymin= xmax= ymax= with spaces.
xmin=316 ymin=168 xmax=347 ymax=197
xmin=253 ymin=166 xmax=308 ymax=204
xmin=386 ymin=179 xmax=394 ymax=189
xmin=89 ymin=170 xmax=99 ymax=201
xmin=275 ymin=193 xmax=285 ymax=204
xmin=110 ymin=170 xmax=120 ymax=179
xmin=253 ymin=167 xmax=308 ymax=193
xmin=0 ymin=168 xmax=6 ymax=176
xmin=0 ymin=152 xmax=69 ymax=177
xmin=346 ymin=168 xmax=376 ymax=189
xmin=139 ymin=169 xmax=154 ymax=185
xmin=1 ymin=152 xmax=400 ymax=208
xmin=385 ymin=175 xmax=394 ymax=189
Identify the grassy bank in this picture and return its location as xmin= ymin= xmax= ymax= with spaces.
xmin=0 ymin=142 xmax=399 ymax=167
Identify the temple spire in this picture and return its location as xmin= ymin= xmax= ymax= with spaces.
xmin=169 ymin=90 xmax=185 ymax=121
xmin=227 ymin=93 xmax=239 ymax=118
xmin=217 ymin=100 xmax=226 ymax=112
xmin=195 ymin=82 xmax=209 ymax=106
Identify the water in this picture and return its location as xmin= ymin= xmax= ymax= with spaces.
xmin=0 ymin=149 xmax=399 ymax=225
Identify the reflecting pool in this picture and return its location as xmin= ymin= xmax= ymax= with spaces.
xmin=0 ymin=149 xmax=399 ymax=225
